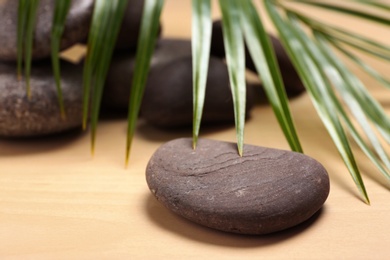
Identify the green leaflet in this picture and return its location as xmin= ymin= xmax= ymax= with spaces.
xmin=239 ymin=0 xmax=302 ymax=153
xmin=219 ymin=0 xmax=246 ymax=156
xmin=125 ymin=0 xmax=164 ymax=165
xmin=350 ymin=0 xmax=390 ymax=11
xmin=290 ymin=0 xmax=390 ymax=25
xmin=314 ymin=33 xmax=390 ymax=181
xmin=17 ymin=0 xmax=40 ymax=98
xmin=265 ymin=0 xmax=370 ymax=203
xmin=289 ymin=12 xmax=390 ymax=61
xmin=192 ymin=0 xmax=212 ymax=149
xmin=331 ymin=42 xmax=390 ymax=90
xmin=51 ymin=0 xmax=72 ymax=119
xmin=17 ymin=0 xmax=27 ymax=80
xmin=82 ymin=0 xmax=128 ymax=154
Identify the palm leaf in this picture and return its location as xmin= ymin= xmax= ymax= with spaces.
xmin=239 ymin=0 xmax=302 ymax=153
xmin=288 ymin=12 xmax=390 ymax=61
xmin=290 ymin=0 xmax=390 ymax=25
xmin=125 ymin=0 xmax=164 ymax=165
xmin=192 ymin=0 xmax=212 ymax=149
xmin=314 ymin=33 xmax=390 ymax=181
xmin=17 ymin=0 xmax=28 ymax=80
xmin=332 ymin=42 xmax=390 ymax=90
xmin=219 ymin=0 xmax=247 ymax=156
xmin=265 ymin=0 xmax=370 ymax=203
xmin=17 ymin=0 xmax=40 ymax=98
xmin=82 ymin=0 xmax=128 ymax=154
xmin=51 ymin=0 xmax=72 ymax=119
xmin=350 ymin=0 xmax=390 ymax=11
xmin=15 ymin=0 xmax=389 ymax=202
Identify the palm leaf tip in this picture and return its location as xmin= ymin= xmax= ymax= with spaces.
xmin=264 ymin=0 xmax=375 ymax=203
xmin=51 ymin=0 xmax=72 ymax=119
xmin=125 ymin=0 xmax=164 ymax=165
xmin=191 ymin=0 xmax=212 ymax=150
xmin=82 ymin=0 xmax=129 ymax=154
xmin=240 ymin=0 xmax=303 ymax=153
xmin=192 ymin=135 xmax=198 ymax=150
xmin=219 ymin=0 xmax=247 ymax=157
xmin=16 ymin=0 xmax=40 ymax=99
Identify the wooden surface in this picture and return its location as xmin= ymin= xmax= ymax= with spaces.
xmin=1 ymin=1 xmax=390 ymax=259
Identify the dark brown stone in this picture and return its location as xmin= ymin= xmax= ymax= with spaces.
xmin=0 ymin=61 xmax=83 ymax=137
xmin=0 ymin=0 xmax=94 ymax=61
xmin=211 ymin=20 xmax=306 ymax=98
xmin=115 ymin=0 xmax=162 ymax=51
xmin=103 ymin=39 xmax=191 ymax=111
xmin=104 ymin=38 xmax=254 ymax=127
xmin=141 ymin=56 xmax=254 ymax=128
xmin=150 ymin=39 xmax=192 ymax=68
xmin=146 ymin=138 xmax=330 ymax=235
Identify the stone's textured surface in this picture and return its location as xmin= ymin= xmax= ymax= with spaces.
xmin=141 ymin=56 xmax=254 ymax=128
xmin=115 ymin=0 xmax=162 ymax=50
xmin=0 ymin=61 xmax=83 ymax=137
xmin=211 ymin=20 xmax=306 ymax=98
xmin=146 ymin=138 xmax=330 ymax=235
xmin=103 ymin=39 xmax=192 ymax=111
xmin=0 ymin=0 xmax=94 ymax=61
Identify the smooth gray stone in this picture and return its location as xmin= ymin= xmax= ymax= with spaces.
xmin=0 ymin=61 xmax=83 ymax=137
xmin=0 ymin=0 xmax=94 ymax=61
xmin=146 ymin=138 xmax=330 ymax=235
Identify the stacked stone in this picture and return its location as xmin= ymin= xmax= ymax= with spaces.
xmin=0 ymin=0 xmax=306 ymax=136
xmin=103 ymin=20 xmax=306 ymax=129
xmin=103 ymin=38 xmax=255 ymax=128
xmin=0 ymin=0 xmax=94 ymax=137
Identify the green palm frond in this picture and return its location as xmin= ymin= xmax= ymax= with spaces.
xmin=15 ymin=0 xmax=390 ymax=203
xmin=239 ymin=0 xmax=302 ymax=153
xmin=125 ymin=0 xmax=164 ymax=165
xmin=82 ymin=0 xmax=128 ymax=154
xmin=51 ymin=0 xmax=72 ymax=119
xmin=192 ymin=0 xmax=212 ymax=150
xmin=17 ymin=0 xmax=39 ymax=98
xmin=290 ymin=0 xmax=390 ymax=25
xmin=351 ymin=0 xmax=390 ymax=11
xmin=265 ymin=0 xmax=390 ymax=202
xmin=219 ymin=0 xmax=247 ymax=156
xmin=333 ymin=43 xmax=390 ymax=90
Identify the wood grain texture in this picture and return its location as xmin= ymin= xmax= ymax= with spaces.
xmin=1 ymin=0 xmax=389 ymax=258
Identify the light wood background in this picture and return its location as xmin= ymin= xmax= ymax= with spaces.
xmin=1 ymin=1 xmax=389 ymax=259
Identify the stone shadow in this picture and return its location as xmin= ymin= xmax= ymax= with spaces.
xmin=144 ymin=194 xmax=325 ymax=248
xmin=0 ymin=127 xmax=85 ymax=156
